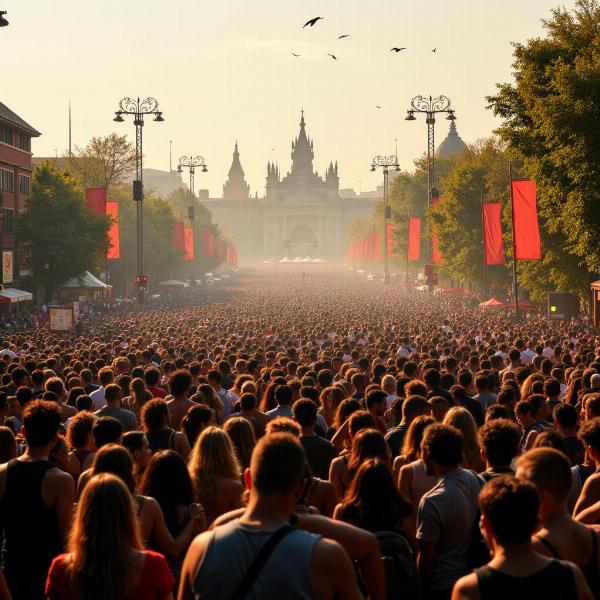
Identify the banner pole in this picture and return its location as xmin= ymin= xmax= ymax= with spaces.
xmin=509 ymin=164 xmax=519 ymax=322
xmin=481 ymin=183 xmax=486 ymax=300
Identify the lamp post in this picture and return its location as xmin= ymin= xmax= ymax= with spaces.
xmin=371 ymin=154 xmax=400 ymax=284
xmin=177 ymin=156 xmax=208 ymax=283
xmin=405 ymin=95 xmax=456 ymax=266
xmin=113 ymin=97 xmax=164 ymax=303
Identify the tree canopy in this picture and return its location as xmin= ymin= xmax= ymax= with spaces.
xmin=487 ymin=0 xmax=600 ymax=294
xmin=18 ymin=162 xmax=109 ymax=301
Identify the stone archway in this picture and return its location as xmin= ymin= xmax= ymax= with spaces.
xmin=286 ymin=224 xmax=318 ymax=257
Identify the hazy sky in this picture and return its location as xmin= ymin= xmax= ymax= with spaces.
xmin=2 ymin=0 xmax=575 ymax=197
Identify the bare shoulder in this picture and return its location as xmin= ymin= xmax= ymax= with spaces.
xmin=313 ymin=536 xmax=353 ymax=569
xmin=451 ymin=573 xmax=480 ymax=600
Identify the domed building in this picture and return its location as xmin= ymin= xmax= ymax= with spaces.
xmin=437 ymin=121 xmax=468 ymax=157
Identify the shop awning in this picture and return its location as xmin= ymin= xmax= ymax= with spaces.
xmin=0 ymin=288 xmax=33 ymax=304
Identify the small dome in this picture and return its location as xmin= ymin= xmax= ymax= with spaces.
xmin=437 ymin=121 xmax=468 ymax=157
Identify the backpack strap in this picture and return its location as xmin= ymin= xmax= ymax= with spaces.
xmin=230 ymin=525 xmax=295 ymax=600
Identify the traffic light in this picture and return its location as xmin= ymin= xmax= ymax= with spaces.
xmin=135 ymin=274 xmax=148 ymax=288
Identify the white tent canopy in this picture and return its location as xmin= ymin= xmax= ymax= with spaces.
xmin=158 ymin=280 xmax=189 ymax=288
xmin=62 ymin=271 xmax=108 ymax=289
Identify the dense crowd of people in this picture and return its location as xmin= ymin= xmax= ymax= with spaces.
xmin=0 ymin=268 xmax=598 ymax=599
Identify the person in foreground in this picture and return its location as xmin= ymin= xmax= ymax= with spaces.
xmin=178 ymin=432 xmax=363 ymax=599
xmin=46 ymin=473 xmax=174 ymax=600
xmin=452 ymin=476 xmax=592 ymax=600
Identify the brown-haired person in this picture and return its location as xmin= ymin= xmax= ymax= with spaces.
xmin=167 ymin=369 xmax=196 ymax=430
xmin=516 ymin=448 xmax=600 ymax=598
xmin=0 ymin=400 xmax=75 ymax=600
xmin=452 ymin=476 xmax=592 ymax=600
xmin=573 ymin=418 xmax=600 ymax=516
xmin=142 ymin=398 xmax=191 ymax=459
xmin=178 ymin=433 xmax=364 ymax=600
xmin=266 ymin=417 xmax=337 ymax=517
xmin=46 ymin=473 xmax=175 ymax=600
xmin=417 ymin=423 xmax=483 ymax=600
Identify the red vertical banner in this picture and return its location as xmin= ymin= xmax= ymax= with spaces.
xmin=362 ymin=237 xmax=368 ymax=260
xmin=208 ymin=233 xmax=214 ymax=257
xmin=387 ymin=223 xmax=396 ymax=256
xmin=85 ymin=188 xmax=107 ymax=215
xmin=173 ymin=222 xmax=185 ymax=252
xmin=106 ymin=201 xmax=120 ymax=259
xmin=482 ymin=202 xmax=505 ymax=265
xmin=184 ymin=227 xmax=194 ymax=260
xmin=408 ymin=217 xmax=421 ymax=261
xmin=373 ymin=231 xmax=381 ymax=260
xmin=511 ymin=180 xmax=541 ymax=260
xmin=431 ymin=197 xmax=442 ymax=264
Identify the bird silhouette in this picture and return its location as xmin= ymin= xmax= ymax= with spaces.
xmin=303 ymin=17 xmax=323 ymax=28
xmin=338 ymin=34 xmax=350 ymax=39
xmin=327 ymin=53 xmax=337 ymax=60
xmin=432 ymin=48 xmax=437 ymax=53
xmin=390 ymin=47 xmax=407 ymax=52
xmin=292 ymin=52 xmax=300 ymax=57
xmin=376 ymin=105 xmax=382 ymax=109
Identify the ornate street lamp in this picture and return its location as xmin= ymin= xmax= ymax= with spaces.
xmin=371 ymin=153 xmax=400 ymax=283
xmin=113 ymin=97 xmax=164 ymax=302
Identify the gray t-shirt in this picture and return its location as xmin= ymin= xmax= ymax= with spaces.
xmin=473 ymin=391 xmax=497 ymax=410
xmin=94 ymin=405 xmax=138 ymax=432
xmin=416 ymin=468 xmax=482 ymax=591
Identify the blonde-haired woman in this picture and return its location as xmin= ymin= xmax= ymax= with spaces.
xmin=188 ymin=426 xmax=244 ymax=524
xmin=223 ymin=417 xmax=256 ymax=471
xmin=443 ymin=406 xmax=485 ymax=473
xmin=46 ymin=473 xmax=174 ymax=600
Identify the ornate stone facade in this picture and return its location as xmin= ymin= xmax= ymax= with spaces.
xmin=202 ymin=112 xmax=376 ymax=261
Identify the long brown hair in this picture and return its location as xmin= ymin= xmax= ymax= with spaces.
xmin=347 ymin=428 xmax=390 ymax=478
xmin=400 ymin=415 xmax=436 ymax=463
xmin=67 ymin=473 xmax=143 ymax=599
xmin=223 ymin=417 xmax=256 ymax=471
xmin=90 ymin=444 xmax=136 ymax=493
xmin=188 ymin=426 xmax=241 ymax=505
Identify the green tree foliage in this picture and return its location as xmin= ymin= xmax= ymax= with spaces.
xmin=17 ymin=162 xmax=109 ymax=301
xmin=431 ymin=138 xmax=512 ymax=291
xmin=487 ymin=0 xmax=600 ymax=297
xmin=66 ymin=134 xmax=136 ymax=193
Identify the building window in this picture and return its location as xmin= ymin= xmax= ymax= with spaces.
xmin=19 ymin=174 xmax=30 ymax=195
xmin=0 ymin=126 xmax=11 ymax=145
xmin=0 ymin=169 xmax=14 ymax=193
xmin=1 ymin=208 xmax=14 ymax=233
xmin=17 ymin=133 xmax=30 ymax=152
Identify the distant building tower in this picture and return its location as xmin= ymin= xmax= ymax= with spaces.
xmin=222 ymin=142 xmax=250 ymax=200
xmin=437 ymin=121 xmax=468 ymax=157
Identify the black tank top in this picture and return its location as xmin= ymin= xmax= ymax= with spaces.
xmin=147 ymin=428 xmax=176 ymax=452
xmin=536 ymin=529 xmax=600 ymax=598
xmin=1 ymin=459 xmax=63 ymax=600
xmin=475 ymin=560 xmax=577 ymax=599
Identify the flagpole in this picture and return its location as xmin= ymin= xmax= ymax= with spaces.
xmin=509 ymin=164 xmax=519 ymax=322
xmin=481 ymin=183 xmax=486 ymax=300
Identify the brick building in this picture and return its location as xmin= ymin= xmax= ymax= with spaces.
xmin=0 ymin=102 xmax=41 ymax=283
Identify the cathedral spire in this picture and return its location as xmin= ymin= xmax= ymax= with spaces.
xmin=290 ymin=109 xmax=314 ymax=175
xmin=223 ymin=141 xmax=250 ymax=200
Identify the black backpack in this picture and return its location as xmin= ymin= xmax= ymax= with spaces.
xmin=375 ymin=531 xmax=421 ymax=600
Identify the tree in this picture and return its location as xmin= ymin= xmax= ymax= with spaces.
xmin=66 ymin=134 xmax=136 ymax=192
xmin=17 ymin=162 xmax=109 ymax=301
xmin=487 ymin=0 xmax=600 ymax=297
xmin=430 ymin=138 xmax=511 ymax=291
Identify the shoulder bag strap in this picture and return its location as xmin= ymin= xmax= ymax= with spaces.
xmin=230 ymin=525 xmax=295 ymax=600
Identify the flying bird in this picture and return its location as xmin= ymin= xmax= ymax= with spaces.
xmin=390 ymin=47 xmax=407 ymax=52
xmin=303 ymin=17 xmax=323 ymax=28
xmin=376 ymin=106 xmax=382 ymax=109
xmin=327 ymin=53 xmax=337 ymax=60
xmin=338 ymin=34 xmax=350 ymax=39
xmin=432 ymin=48 xmax=437 ymax=53
xmin=292 ymin=52 xmax=300 ymax=57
